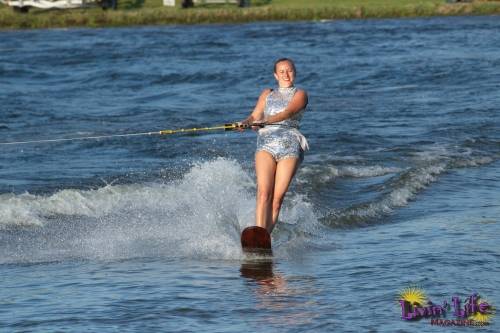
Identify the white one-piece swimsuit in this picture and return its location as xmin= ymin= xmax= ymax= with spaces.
xmin=256 ymin=86 xmax=308 ymax=162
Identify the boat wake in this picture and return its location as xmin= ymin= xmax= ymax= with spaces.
xmin=0 ymin=158 xmax=318 ymax=264
xmin=0 ymin=141 xmax=497 ymax=264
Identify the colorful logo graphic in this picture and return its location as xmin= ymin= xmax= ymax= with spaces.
xmin=397 ymin=286 xmax=495 ymax=327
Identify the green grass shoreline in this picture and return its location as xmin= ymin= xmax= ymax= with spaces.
xmin=1 ymin=0 xmax=500 ymax=30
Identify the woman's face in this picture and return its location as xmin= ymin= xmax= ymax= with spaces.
xmin=274 ymin=61 xmax=295 ymax=88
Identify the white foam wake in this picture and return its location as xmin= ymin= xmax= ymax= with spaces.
xmin=324 ymin=153 xmax=495 ymax=227
xmin=0 ymin=158 xmax=319 ymax=263
xmin=298 ymin=164 xmax=402 ymax=184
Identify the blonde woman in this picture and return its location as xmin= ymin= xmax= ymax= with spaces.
xmin=240 ymin=58 xmax=308 ymax=234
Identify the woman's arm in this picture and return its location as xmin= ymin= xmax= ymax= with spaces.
xmin=241 ymin=89 xmax=273 ymax=126
xmin=264 ymin=90 xmax=308 ymax=124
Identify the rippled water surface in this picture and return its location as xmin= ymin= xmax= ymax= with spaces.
xmin=1 ymin=16 xmax=499 ymax=332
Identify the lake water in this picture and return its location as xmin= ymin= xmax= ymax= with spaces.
xmin=1 ymin=15 xmax=499 ymax=332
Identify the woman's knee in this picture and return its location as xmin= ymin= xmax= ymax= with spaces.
xmin=257 ymin=188 xmax=273 ymax=204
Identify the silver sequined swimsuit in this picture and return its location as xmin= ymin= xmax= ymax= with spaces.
xmin=256 ymin=87 xmax=308 ymax=161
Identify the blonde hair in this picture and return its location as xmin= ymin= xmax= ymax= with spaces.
xmin=274 ymin=58 xmax=296 ymax=73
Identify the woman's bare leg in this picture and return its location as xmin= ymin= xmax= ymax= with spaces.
xmin=255 ymin=151 xmax=277 ymax=232
xmin=268 ymin=157 xmax=301 ymax=233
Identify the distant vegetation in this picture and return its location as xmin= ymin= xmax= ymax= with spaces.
xmin=1 ymin=0 xmax=500 ymax=29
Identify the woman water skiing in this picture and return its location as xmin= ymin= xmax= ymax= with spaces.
xmin=240 ymin=58 xmax=308 ymax=234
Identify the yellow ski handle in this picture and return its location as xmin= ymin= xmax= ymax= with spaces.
xmin=158 ymin=123 xmax=240 ymax=135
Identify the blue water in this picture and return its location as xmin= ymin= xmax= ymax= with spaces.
xmin=1 ymin=15 xmax=499 ymax=332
